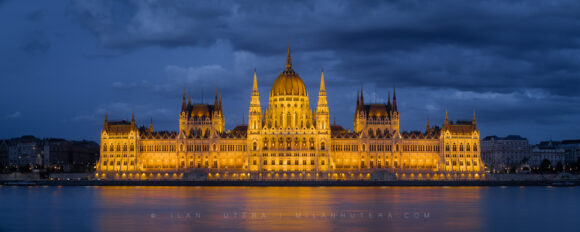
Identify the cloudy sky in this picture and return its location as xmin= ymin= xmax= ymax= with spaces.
xmin=1 ymin=0 xmax=579 ymax=144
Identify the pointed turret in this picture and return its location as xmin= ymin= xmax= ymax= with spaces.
xmin=360 ymin=86 xmax=364 ymax=106
xmin=149 ymin=117 xmax=154 ymax=132
xmin=252 ymin=68 xmax=259 ymax=96
xmin=131 ymin=112 xmax=135 ymax=127
xmin=387 ymin=91 xmax=391 ymax=107
xmin=214 ymin=88 xmax=219 ymax=111
xmin=392 ymin=87 xmax=398 ymax=112
xmin=219 ymin=94 xmax=222 ymax=113
xmin=444 ymin=110 xmax=449 ymax=127
xmin=285 ymin=42 xmax=292 ymax=69
xmin=248 ymin=69 xmax=262 ymax=131
xmin=188 ymin=92 xmax=191 ymax=107
xmin=426 ymin=118 xmax=430 ymax=132
xmin=181 ymin=90 xmax=187 ymax=112
xmin=103 ymin=112 xmax=108 ymax=130
xmin=316 ymin=69 xmax=329 ymax=131
xmin=319 ymin=68 xmax=326 ymax=92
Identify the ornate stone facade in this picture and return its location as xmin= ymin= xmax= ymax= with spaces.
xmin=95 ymin=46 xmax=482 ymax=180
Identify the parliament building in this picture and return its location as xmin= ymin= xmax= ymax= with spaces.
xmin=95 ymin=47 xmax=483 ymax=180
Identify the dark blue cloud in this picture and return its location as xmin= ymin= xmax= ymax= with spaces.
xmin=0 ymin=0 xmax=579 ymax=143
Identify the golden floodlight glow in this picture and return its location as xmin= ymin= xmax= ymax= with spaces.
xmin=96 ymin=46 xmax=483 ymax=180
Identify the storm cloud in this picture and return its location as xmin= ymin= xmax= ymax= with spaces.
xmin=0 ymin=0 xmax=579 ymax=143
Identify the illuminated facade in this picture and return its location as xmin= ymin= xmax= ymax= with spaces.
xmin=95 ymin=46 xmax=482 ymax=180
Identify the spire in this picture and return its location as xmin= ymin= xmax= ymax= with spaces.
xmin=387 ymin=91 xmax=391 ymax=106
xmin=360 ymin=86 xmax=364 ymax=106
xmin=188 ymin=91 xmax=191 ymax=107
xmin=219 ymin=94 xmax=222 ymax=112
xmin=286 ymin=42 xmax=292 ymax=69
xmin=214 ymin=87 xmax=219 ymax=108
xmin=426 ymin=117 xmax=430 ymax=132
xmin=252 ymin=68 xmax=259 ymax=95
xmin=181 ymin=89 xmax=187 ymax=112
xmin=104 ymin=112 xmax=108 ymax=129
xmin=392 ymin=87 xmax=398 ymax=111
xmin=333 ymin=117 xmax=336 ymax=126
xmin=473 ymin=110 xmax=477 ymax=125
xmin=319 ymin=68 xmax=326 ymax=93
xmin=150 ymin=117 xmax=154 ymax=132
xmin=444 ymin=110 xmax=449 ymax=127
xmin=131 ymin=112 xmax=135 ymax=126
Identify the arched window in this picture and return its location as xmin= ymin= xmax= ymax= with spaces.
xmin=103 ymin=144 xmax=107 ymax=152
xmin=116 ymin=144 xmax=121 ymax=151
xmin=368 ymin=128 xmax=373 ymax=136
xmin=445 ymin=143 xmax=450 ymax=151
xmin=287 ymin=138 xmax=292 ymax=150
xmin=213 ymin=144 xmax=217 ymax=151
xmin=129 ymin=144 xmax=134 ymax=151
xmin=453 ymin=144 xmax=457 ymax=151
xmin=253 ymin=142 xmax=257 ymax=151
xmin=321 ymin=142 xmax=326 ymax=150
xmin=110 ymin=144 xmax=114 ymax=151
xmin=466 ymin=144 xmax=471 ymax=151
xmin=459 ymin=144 xmax=464 ymax=151
xmin=473 ymin=144 xmax=478 ymax=151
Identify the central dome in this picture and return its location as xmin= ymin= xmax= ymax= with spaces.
xmin=271 ymin=46 xmax=307 ymax=97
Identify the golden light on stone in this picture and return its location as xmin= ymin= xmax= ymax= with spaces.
xmin=95 ymin=45 xmax=483 ymax=181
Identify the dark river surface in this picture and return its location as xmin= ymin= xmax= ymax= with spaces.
xmin=0 ymin=186 xmax=578 ymax=232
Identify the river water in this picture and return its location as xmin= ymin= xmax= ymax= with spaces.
xmin=0 ymin=186 xmax=578 ymax=232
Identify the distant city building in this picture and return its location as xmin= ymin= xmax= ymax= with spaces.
xmin=0 ymin=140 xmax=9 ymax=167
xmin=1 ymin=136 xmax=99 ymax=172
xmin=43 ymin=139 xmax=100 ymax=172
xmin=96 ymin=46 xmax=483 ymax=180
xmin=8 ymin=135 xmax=43 ymax=167
xmin=537 ymin=140 xmax=580 ymax=163
xmin=481 ymin=135 xmax=532 ymax=171
xmin=532 ymin=141 xmax=566 ymax=167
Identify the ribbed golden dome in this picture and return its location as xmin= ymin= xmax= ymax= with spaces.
xmin=271 ymin=45 xmax=307 ymax=96
xmin=271 ymin=69 xmax=307 ymax=96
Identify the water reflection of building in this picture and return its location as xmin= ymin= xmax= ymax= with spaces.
xmin=96 ymin=46 xmax=483 ymax=180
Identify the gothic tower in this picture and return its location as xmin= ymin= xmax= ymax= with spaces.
xmin=316 ymin=69 xmax=330 ymax=132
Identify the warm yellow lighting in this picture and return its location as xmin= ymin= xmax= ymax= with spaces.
xmin=96 ymin=47 xmax=483 ymax=180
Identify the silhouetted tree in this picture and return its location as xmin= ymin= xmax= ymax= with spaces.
xmin=556 ymin=161 xmax=564 ymax=173
xmin=540 ymin=159 xmax=552 ymax=173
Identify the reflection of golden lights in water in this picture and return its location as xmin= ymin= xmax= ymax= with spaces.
xmin=94 ymin=186 xmax=484 ymax=232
